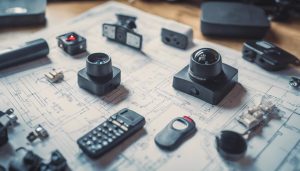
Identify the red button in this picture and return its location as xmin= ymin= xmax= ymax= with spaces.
xmin=66 ymin=35 xmax=76 ymax=41
xmin=183 ymin=116 xmax=193 ymax=123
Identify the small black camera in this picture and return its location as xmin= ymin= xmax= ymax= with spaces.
xmin=77 ymin=53 xmax=121 ymax=96
xmin=173 ymin=48 xmax=238 ymax=105
xmin=243 ymin=40 xmax=300 ymax=71
xmin=102 ymin=14 xmax=143 ymax=50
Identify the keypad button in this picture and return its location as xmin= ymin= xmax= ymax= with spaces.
xmin=102 ymin=141 xmax=108 ymax=146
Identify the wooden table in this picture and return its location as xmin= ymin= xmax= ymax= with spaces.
xmin=1 ymin=0 xmax=300 ymax=58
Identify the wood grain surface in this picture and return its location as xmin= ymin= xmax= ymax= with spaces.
xmin=1 ymin=0 xmax=299 ymax=58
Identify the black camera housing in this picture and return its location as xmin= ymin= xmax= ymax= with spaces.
xmin=243 ymin=40 xmax=300 ymax=71
xmin=173 ymin=48 xmax=238 ymax=105
xmin=57 ymin=32 xmax=87 ymax=55
xmin=78 ymin=53 xmax=121 ymax=96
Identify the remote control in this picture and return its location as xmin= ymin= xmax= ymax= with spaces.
xmin=77 ymin=108 xmax=145 ymax=158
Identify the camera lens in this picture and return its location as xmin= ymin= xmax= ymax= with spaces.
xmin=189 ymin=48 xmax=222 ymax=81
xmin=86 ymin=53 xmax=113 ymax=78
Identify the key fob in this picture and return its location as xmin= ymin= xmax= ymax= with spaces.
xmin=154 ymin=116 xmax=196 ymax=150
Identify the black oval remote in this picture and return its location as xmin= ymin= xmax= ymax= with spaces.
xmin=77 ymin=108 xmax=145 ymax=158
xmin=154 ymin=116 xmax=196 ymax=151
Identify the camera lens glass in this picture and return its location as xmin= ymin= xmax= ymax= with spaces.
xmin=88 ymin=54 xmax=110 ymax=65
xmin=193 ymin=49 xmax=219 ymax=65
xmin=86 ymin=53 xmax=113 ymax=78
xmin=189 ymin=48 xmax=222 ymax=81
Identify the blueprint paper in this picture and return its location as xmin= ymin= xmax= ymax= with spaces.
xmin=0 ymin=2 xmax=299 ymax=171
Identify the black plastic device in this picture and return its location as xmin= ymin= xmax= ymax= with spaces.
xmin=0 ymin=0 xmax=46 ymax=27
xmin=173 ymin=48 xmax=238 ymax=105
xmin=78 ymin=53 xmax=121 ymax=96
xmin=201 ymin=2 xmax=270 ymax=38
xmin=155 ymin=116 xmax=196 ymax=150
xmin=243 ymin=40 xmax=300 ymax=71
xmin=57 ymin=32 xmax=87 ymax=56
xmin=0 ymin=38 xmax=49 ymax=70
xmin=102 ymin=14 xmax=143 ymax=50
xmin=215 ymin=130 xmax=247 ymax=161
xmin=77 ymin=108 xmax=145 ymax=158
xmin=9 ymin=148 xmax=68 ymax=171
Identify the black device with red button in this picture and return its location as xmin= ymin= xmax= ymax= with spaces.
xmin=57 ymin=32 xmax=86 ymax=55
xmin=77 ymin=108 xmax=145 ymax=158
xmin=154 ymin=116 xmax=196 ymax=150
xmin=172 ymin=48 xmax=238 ymax=105
xmin=242 ymin=40 xmax=300 ymax=71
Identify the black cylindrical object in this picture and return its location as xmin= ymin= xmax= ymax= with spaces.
xmin=0 ymin=38 xmax=49 ymax=70
xmin=86 ymin=53 xmax=113 ymax=79
xmin=189 ymin=48 xmax=222 ymax=81
xmin=215 ymin=130 xmax=247 ymax=161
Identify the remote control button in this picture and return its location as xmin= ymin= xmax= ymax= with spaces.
xmin=86 ymin=140 xmax=92 ymax=146
xmin=97 ymin=127 xmax=102 ymax=131
xmin=112 ymin=120 xmax=121 ymax=127
xmin=97 ymin=133 xmax=102 ymax=137
xmin=108 ymin=138 xmax=113 ymax=143
xmin=103 ymin=122 xmax=108 ymax=127
xmin=92 ymin=136 xmax=97 ymax=142
xmin=102 ymin=141 xmax=108 ymax=146
xmin=111 ymin=115 xmax=117 ymax=120
xmin=120 ymin=126 xmax=128 ymax=131
xmin=92 ymin=130 xmax=97 ymax=135
xmin=117 ymin=119 xmax=124 ymax=124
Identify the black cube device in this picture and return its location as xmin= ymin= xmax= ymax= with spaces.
xmin=78 ymin=53 xmax=121 ymax=96
xmin=57 ymin=32 xmax=87 ymax=55
xmin=173 ymin=48 xmax=238 ymax=105
xmin=201 ymin=2 xmax=270 ymax=39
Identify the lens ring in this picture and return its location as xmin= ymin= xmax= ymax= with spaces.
xmin=86 ymin=53 xmax=113 ymax=78
xmin=87 ymin=53 xmax=111 ymax=65
xmin=191 ymin=48 xmax=221 ymax=65
xmin=189 ymin=48 xmax=223 ymax=81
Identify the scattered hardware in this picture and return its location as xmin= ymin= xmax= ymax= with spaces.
xmin=78 ymin=53 xmax=121 ymax=96
xmin=237 ymin=97 xmax=275 ymax=129
xmin=102 ymin=14 xmax=143 ymax=50
xmin=161 ymin=22 xmax=193 ymax=49
xmin=9 ymin=147 xmax=69 ymax=171
xmin=77 ymin=108 xmax=145 ymax=158
xmin=173 ymin=48 xmax=238 ymax=105
xmin=0 ymin=38 xmax=49 ymax=70
xmin=215 ymin=130 xmax=247 ymax=161
xmin=0 ymin=108 xmax=18 ymax=146
xmin=57 ymin=32 xmax=87 ymax=55
xmin=155 ymin=116 xmax=196 ymax=150
xmin=26 ymin=124 xmax=49 ymax=142
xmin=289 ymin=77 xmax=300 ymax=88
xmin=201 ymin=2 xmax=270 ymax=39
xmin=217 ymin=97 xmax=276 ymax=161
xmin=243 ymin=40 xmax=300 ymax=71
xmin=45 ymin=69 xmax=64 ymax=83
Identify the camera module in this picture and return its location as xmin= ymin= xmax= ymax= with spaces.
xmin=173 ymin=48 xmax=238 ymax=105
xmin=78 ymin=53 xmax=121 ymax=96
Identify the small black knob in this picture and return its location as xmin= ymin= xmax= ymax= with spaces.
xmin=189 ymin=48 xmax=222 ymax=81
xmin=215 ymin=130 xmax=247 ymax=161
xmin=86 ymin=53 xmax=113 ymax=79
